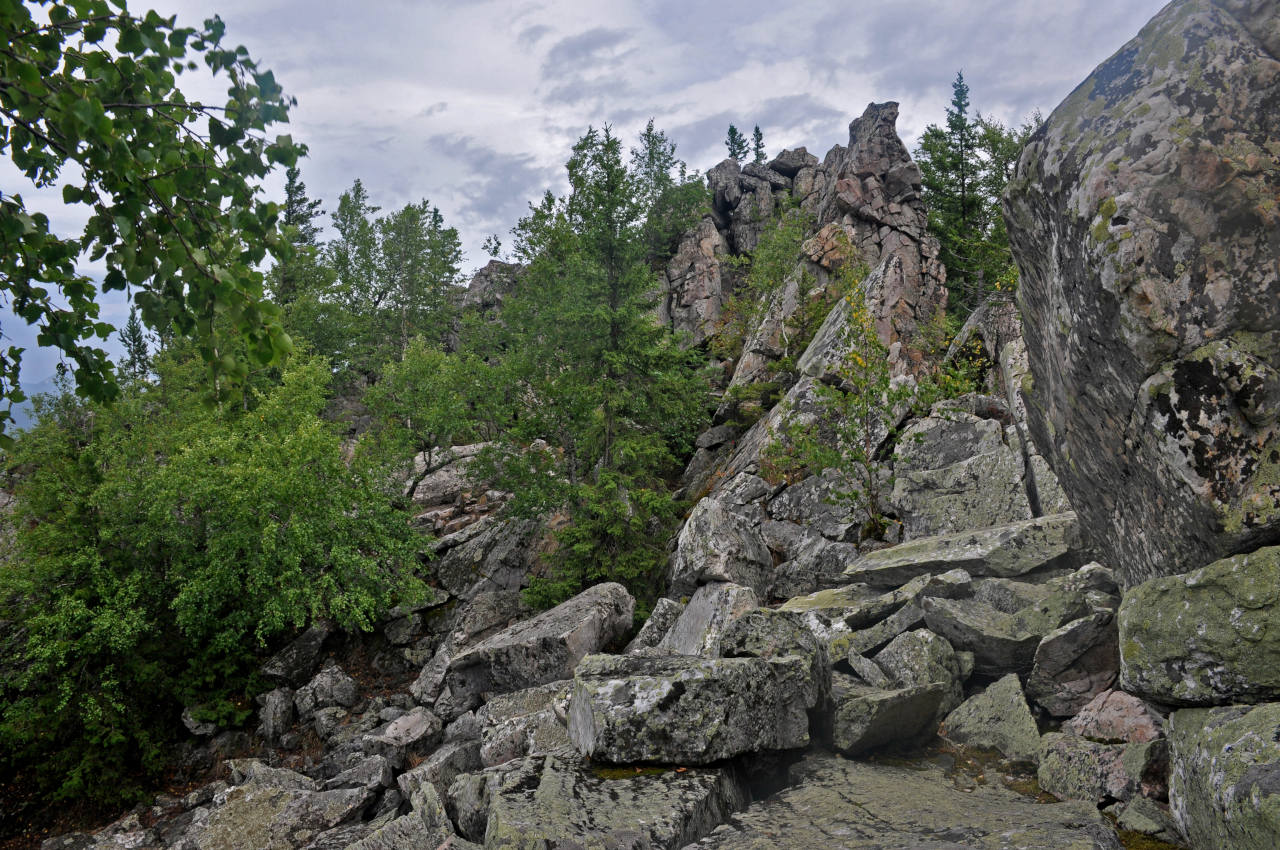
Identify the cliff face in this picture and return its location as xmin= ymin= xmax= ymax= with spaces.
xmin=662 ymin=101 xmax=947 ymax=379
xmin=1005 ymin=0 xmax=1280 ymax=588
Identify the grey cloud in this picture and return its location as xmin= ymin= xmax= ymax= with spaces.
xmin=517 ymin=23 xmax=552 ymax=48
xmin=420 ymin=101 xmax=448 ymax=117
xmin=425 ymin=134 xmax=559 ymax=230
xmin=542 ymin=27 xmax=634 ymax=79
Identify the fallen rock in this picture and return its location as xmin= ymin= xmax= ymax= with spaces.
xmin=1168 ymin=702 xmax=1280 ymax=850
xmin=625 ymin=598 xmax=684 ymax=654
xmin=477 ymin=681 xmax=574 ymax=767
xmin=1113 ymin=796 xmax=1182 ymax=844
xmin=668 ymin=498 xmax=773 ymax=597
xmin=177 ymin=782 xmax=372 ymax=850
xmin=261 ymin=622 xmax=331 ymax=688
xmin=568 ymin=653 xmax=813 ymax=764
xmin=844 ymin=601 xmax=924 ymax=657
xmin=889 ymin=446 xmax=1033 ymax=538
xmin=1038 ymin=732 xmax=1167 ymax=804
xmin=439 ymin=582 xmax=634 ymax=718
xmin=1065 ymin=690 xmax=1165 ymax=744
xmin=1119 ymin=545 xmax=1280 ymax=705
xmin=872 ymin=628 xmax=964 ymax=716
xmin=718 ymin=608 xmax=832 ymax=719
xmin=845 ymin=513 xmax=1080 ymax=587
xmin=940 ymin=673 xmax=1041 ymax=765
xmin=1005 ymin=0 xmax=1280 ymax=586
xmin=294 ymin=664 xmax=359 ymax=720
xmin=831 ymin=681 xmax=947 ymax=756
xmin=657 ymin=582 xmax=758 ymax=657
xmin=483 ymin=756 xmax=747 ymax=850
xmin=687 ymin=751 xmax=1122 ymax=849
xmin=1027 ymin=612 xmax=1120 ymax=716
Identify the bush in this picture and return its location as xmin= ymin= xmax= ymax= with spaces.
xmin=0 ymin=352 xmax=425 ymax=805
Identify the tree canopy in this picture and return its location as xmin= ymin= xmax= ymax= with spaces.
xmin=0 ymin=0 xmax=302 ymax=444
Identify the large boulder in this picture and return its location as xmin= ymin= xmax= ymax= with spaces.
xmin=438 ymin=583 xmax=633 ymax=718
xmin=656 ymin=582 xmax=758 ymax=657
xmin=1118 ymin=545 xmax=1280 ymax=705
xmin=831 ymin=681 xmax=948 ymax=756
xmin=482 ymin=756 xmax=747 ymax=850
xmin=568 ymin=653 xmax=814 ymax=764
xmin=1005 ymin=0 xmax=1280 ymax=586
xmin=940 ymin=673 xmax=1041 ymax=765
xmin=1027 ymin=612 xmax=1120 ymax=716
xmin=1168 ymin=702 xmax=1280 ymax=850
xmin=844 ymin=513 xmax=1080 ymax=587
xmin=668 ymin=498 xmax=772 ymax=597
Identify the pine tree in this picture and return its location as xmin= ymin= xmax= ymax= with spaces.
xmin=724 ymin=124 xmax=748 ymax=161
xmin=119 ymin=306 xmax=150 ymax=379
xmin=630 ymin=119 xmax=708 ymax=267
xmin=752 ymin=125 xmax=766 ymax=164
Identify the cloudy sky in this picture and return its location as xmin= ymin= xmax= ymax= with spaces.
xmin=5 ymin=0 xmax=1170 ymax=382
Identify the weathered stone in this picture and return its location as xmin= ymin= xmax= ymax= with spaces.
xmin=396 ymin=740 xmax=484 ymax=805
xmin=845 ymin=513 xmax=1080 ymax=587
xmin=1038 ymin=732 xmax=1167 ymax=804
xmin=940 ymin=674 xmax=1041 ymax=765
xmin=431 ymin=517 xmax=539 ymax=601
xmin=294 ymin=664 xmax=359 ymax=720
xmin=844 ymin=601 xmax=924 ymax=657
xmin=832 ymin=682 xmax=948 ymax=755
xmin=1114 ymin=796 xmax=1182 ymax=843
xmin=322 ymin=755 xmax=392 ymax=792
xmin=1006 ymin=0 xmax=1280 ymax=586
xmin=844 ymin=653 xmax=891 ymax=688
xmin=895 ymin=410 xmax=1005 ymax=472
xmin=440 ymin=582 xmax=634 ymax=718
xmin=1027 ymin=612 xmax=1120 ymax=716
xmin=362 ymin=707 xmax=442 ymax=766
xmin=889 ymin=445 xmax=1033 ymax=538
xmin=624 ymin=598 xmax=684 ymax=654
xmin=1168 ymin=702 xmax=1280 ymax=850
xmin=1065 ymin=690 xmax=1165 ymax=744
xmin=256 ymin=687 xmax=294 ymax=747
xmin=657 ymin=582 xmax=757 ymax=657
xmin=261 ymin=622 xmax=331 ymax=688
xmin=873 ymin=628 xmax=965 ymax=716
xmin=483 ymin=756 xmax=747 ymax=850
xmin=178 ymin=783 xmax=372 ymax=850
xmin=767 ymin=147 xmax=818 ymax=178
xmin=718 ymin=607 xmax=832 ymax=716
xmin=568 ymin=653 xmax=813 ymax=764
xmin=765 ymin=468 xmax=856 ymax=542
xmin=668 ymin=498 xmax=772 ymax=597
xmin=1119 ymin=546 xmax=1280 ymax=705
xmin=477 ymin=681 xmax=573 ymax=767
xmin=688 ymin=751 xmax=1121 ymax=848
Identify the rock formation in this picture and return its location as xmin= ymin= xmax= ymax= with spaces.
xmin=1006 ymin=0 xmax=1280 ymax=586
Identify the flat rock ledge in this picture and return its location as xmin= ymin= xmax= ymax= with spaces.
xmin=686 ymin=752 xmax=1122 ymax=849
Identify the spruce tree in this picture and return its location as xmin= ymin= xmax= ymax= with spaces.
xmin=497 ymin=126 xmax=709 ymax=610
xmin=274 ymin=166 xmax=326 ymax=305
xmin=120 ymin=306 xmax=150 ymax=379
xmin=724 ymin=124 xmax=748 ymax=161
xmin=752 ymin=125 xmax=766 ymax=164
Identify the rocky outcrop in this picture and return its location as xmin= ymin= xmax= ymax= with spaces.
xmin=1118 ymin=545 xmax=1280 ymax=705
xmin=1005 ymin=0 xmax=1280 ymax=586
xmin=659 ymin=217 xmax=732 ymax=346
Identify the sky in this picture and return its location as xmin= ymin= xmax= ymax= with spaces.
xmin=3 ymin=0 xmax=1171 ymax=383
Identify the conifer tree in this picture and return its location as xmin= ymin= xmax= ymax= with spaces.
xmin=120 ymin=306 xmax=150 ymax=380
xmin=493 ymin=126 xmax=709 ymax=610
xmin=273 ymin=166 xmax=327 ymax=305
xmin=724 ymin=124 xmax=748 ymax=160
xmin=752 ymin=125 xmax=766 ymax=164
xmin=630 ymin=119 xmax=708 ymax=268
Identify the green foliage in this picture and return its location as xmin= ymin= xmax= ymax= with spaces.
xmin=0 ymin=349 xmax=425 ymax=805
xmin=0 ymin=0 xmax=304 ymax=444
xmin=360 ymin=337 xmax=511 ymax=501
xmin=119 ymin=305 xmax=150 ymax=379
xmin=915 ymin=72 xmax=1038 ymax=316
xmin=288 ymin=180 xmax=463 ymax=374
xmin=724 ymin=123 xmax=748 ymax=161
xmin=630 ymin=119 xmax=708 ymax=269
xmin=711 ymin=205 xmax=814 ymax=364
xmin=272 ymin=164 xmax=325 ymax=304
xmin=762 ymin=261 xmax=913 ymax=538
xmin=487 ymin=125 xmax=710 ymax=612
xmin=751 ymin=125 xmax=766 ymax=164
